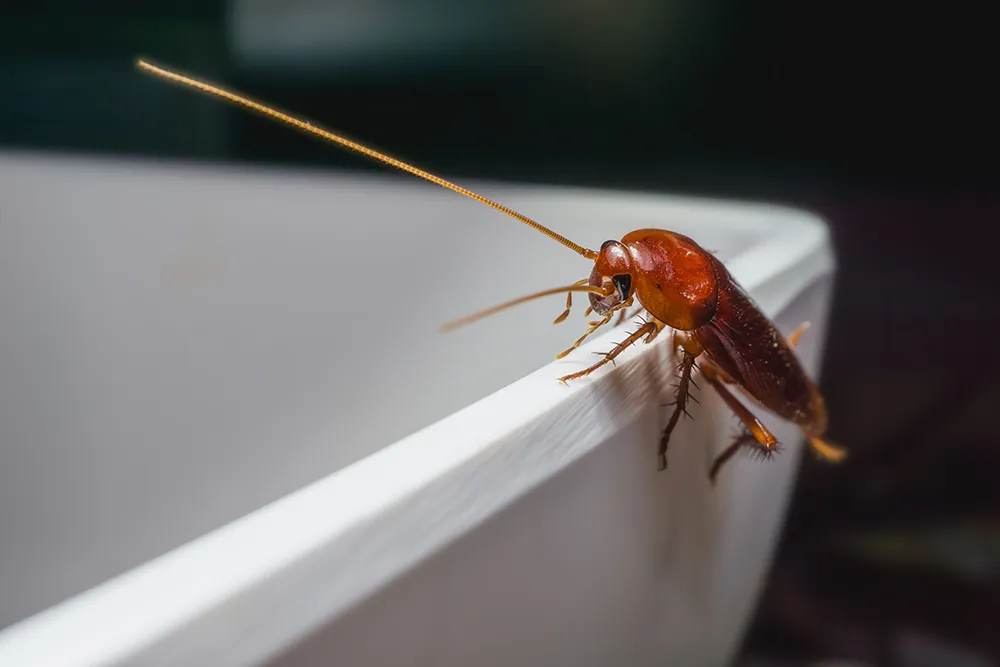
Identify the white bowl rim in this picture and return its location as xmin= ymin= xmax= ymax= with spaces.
xmin=0 ymin=172 xmax=834 ymax=667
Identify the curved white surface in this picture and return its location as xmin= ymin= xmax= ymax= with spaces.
xmin=0 ymin=151 xmax=834 ymax=667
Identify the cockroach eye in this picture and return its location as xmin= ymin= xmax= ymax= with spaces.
xmin=611 ymin=274 xmax=632 ymax=300
xmin=600 ymin=239 xmax=617 ymax=250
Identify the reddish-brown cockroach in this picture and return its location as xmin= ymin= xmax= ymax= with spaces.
xmin=137 ymin=59 xmax=847 ymax=481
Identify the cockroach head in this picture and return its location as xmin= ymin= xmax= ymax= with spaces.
xmin=589 ymin=240 xmax=635 ymax=314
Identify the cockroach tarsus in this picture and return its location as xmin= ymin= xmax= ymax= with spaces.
xmin=136 ymin=58 xmax=848 ymax=483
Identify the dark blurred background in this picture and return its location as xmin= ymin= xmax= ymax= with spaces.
xmin=2 ymin=2 xmax=997 ymax=665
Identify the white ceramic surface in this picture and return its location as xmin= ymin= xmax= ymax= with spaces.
xmin=0 ymin=151 xmax=834 ymax=666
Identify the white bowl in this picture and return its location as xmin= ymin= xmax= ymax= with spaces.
xmin=0 ymin=151 xmax=834 ymax=667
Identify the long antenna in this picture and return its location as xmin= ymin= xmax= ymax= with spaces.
xmin=136 ymin=59 xmax=598 ymax=260
xmin=440 ymin=283 xmax=608 ymax=332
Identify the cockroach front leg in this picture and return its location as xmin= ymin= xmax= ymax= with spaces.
xmin=658 ymin=332 xmax=703 ymax=471
xmin=557 ymin=319 xmax=661 ymax=384
xmin=555 ymin=310 xmax=615 ymax=360
xmin=700 ymin=362 xmax=779 ymax=483
xmin=555 ymin=298 xmax=634 ymax=360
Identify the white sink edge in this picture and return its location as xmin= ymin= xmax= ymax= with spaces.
xmin=0 ymin=167 xmax=833 ymax=667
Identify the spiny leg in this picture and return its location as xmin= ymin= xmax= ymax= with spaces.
xmin=658 ymin=332 xmax=703 ymax=471
xmin=701 ymin=363 xmax=779 ymax=482
xmin=558 ymin=319 xmax=662 ymax=384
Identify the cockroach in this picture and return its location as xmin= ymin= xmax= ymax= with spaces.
xmin=136 ymin=59 xmax=847 ymax=482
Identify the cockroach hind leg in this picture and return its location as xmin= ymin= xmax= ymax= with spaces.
xmin=808 ymin=436 xmax=848 ymax=463
xmin=701 ymin=365 xmax=778 ymax=452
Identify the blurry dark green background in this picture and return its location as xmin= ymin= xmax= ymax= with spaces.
xmin=2 ymin=2 xmax=997 ymax=665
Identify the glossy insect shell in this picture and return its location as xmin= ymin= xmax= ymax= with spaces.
xmin=592 ymin=229 xmax=828 ymax=436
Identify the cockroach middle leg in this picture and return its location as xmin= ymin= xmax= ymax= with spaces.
xmin=557 ymin=319 xmax=661 ymax=384
xmin=658 ymin=332 xmax=703 ymax=471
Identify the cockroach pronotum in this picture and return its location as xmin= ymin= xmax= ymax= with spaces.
xmin=136 ymin=59 xmax=847 ymax=482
